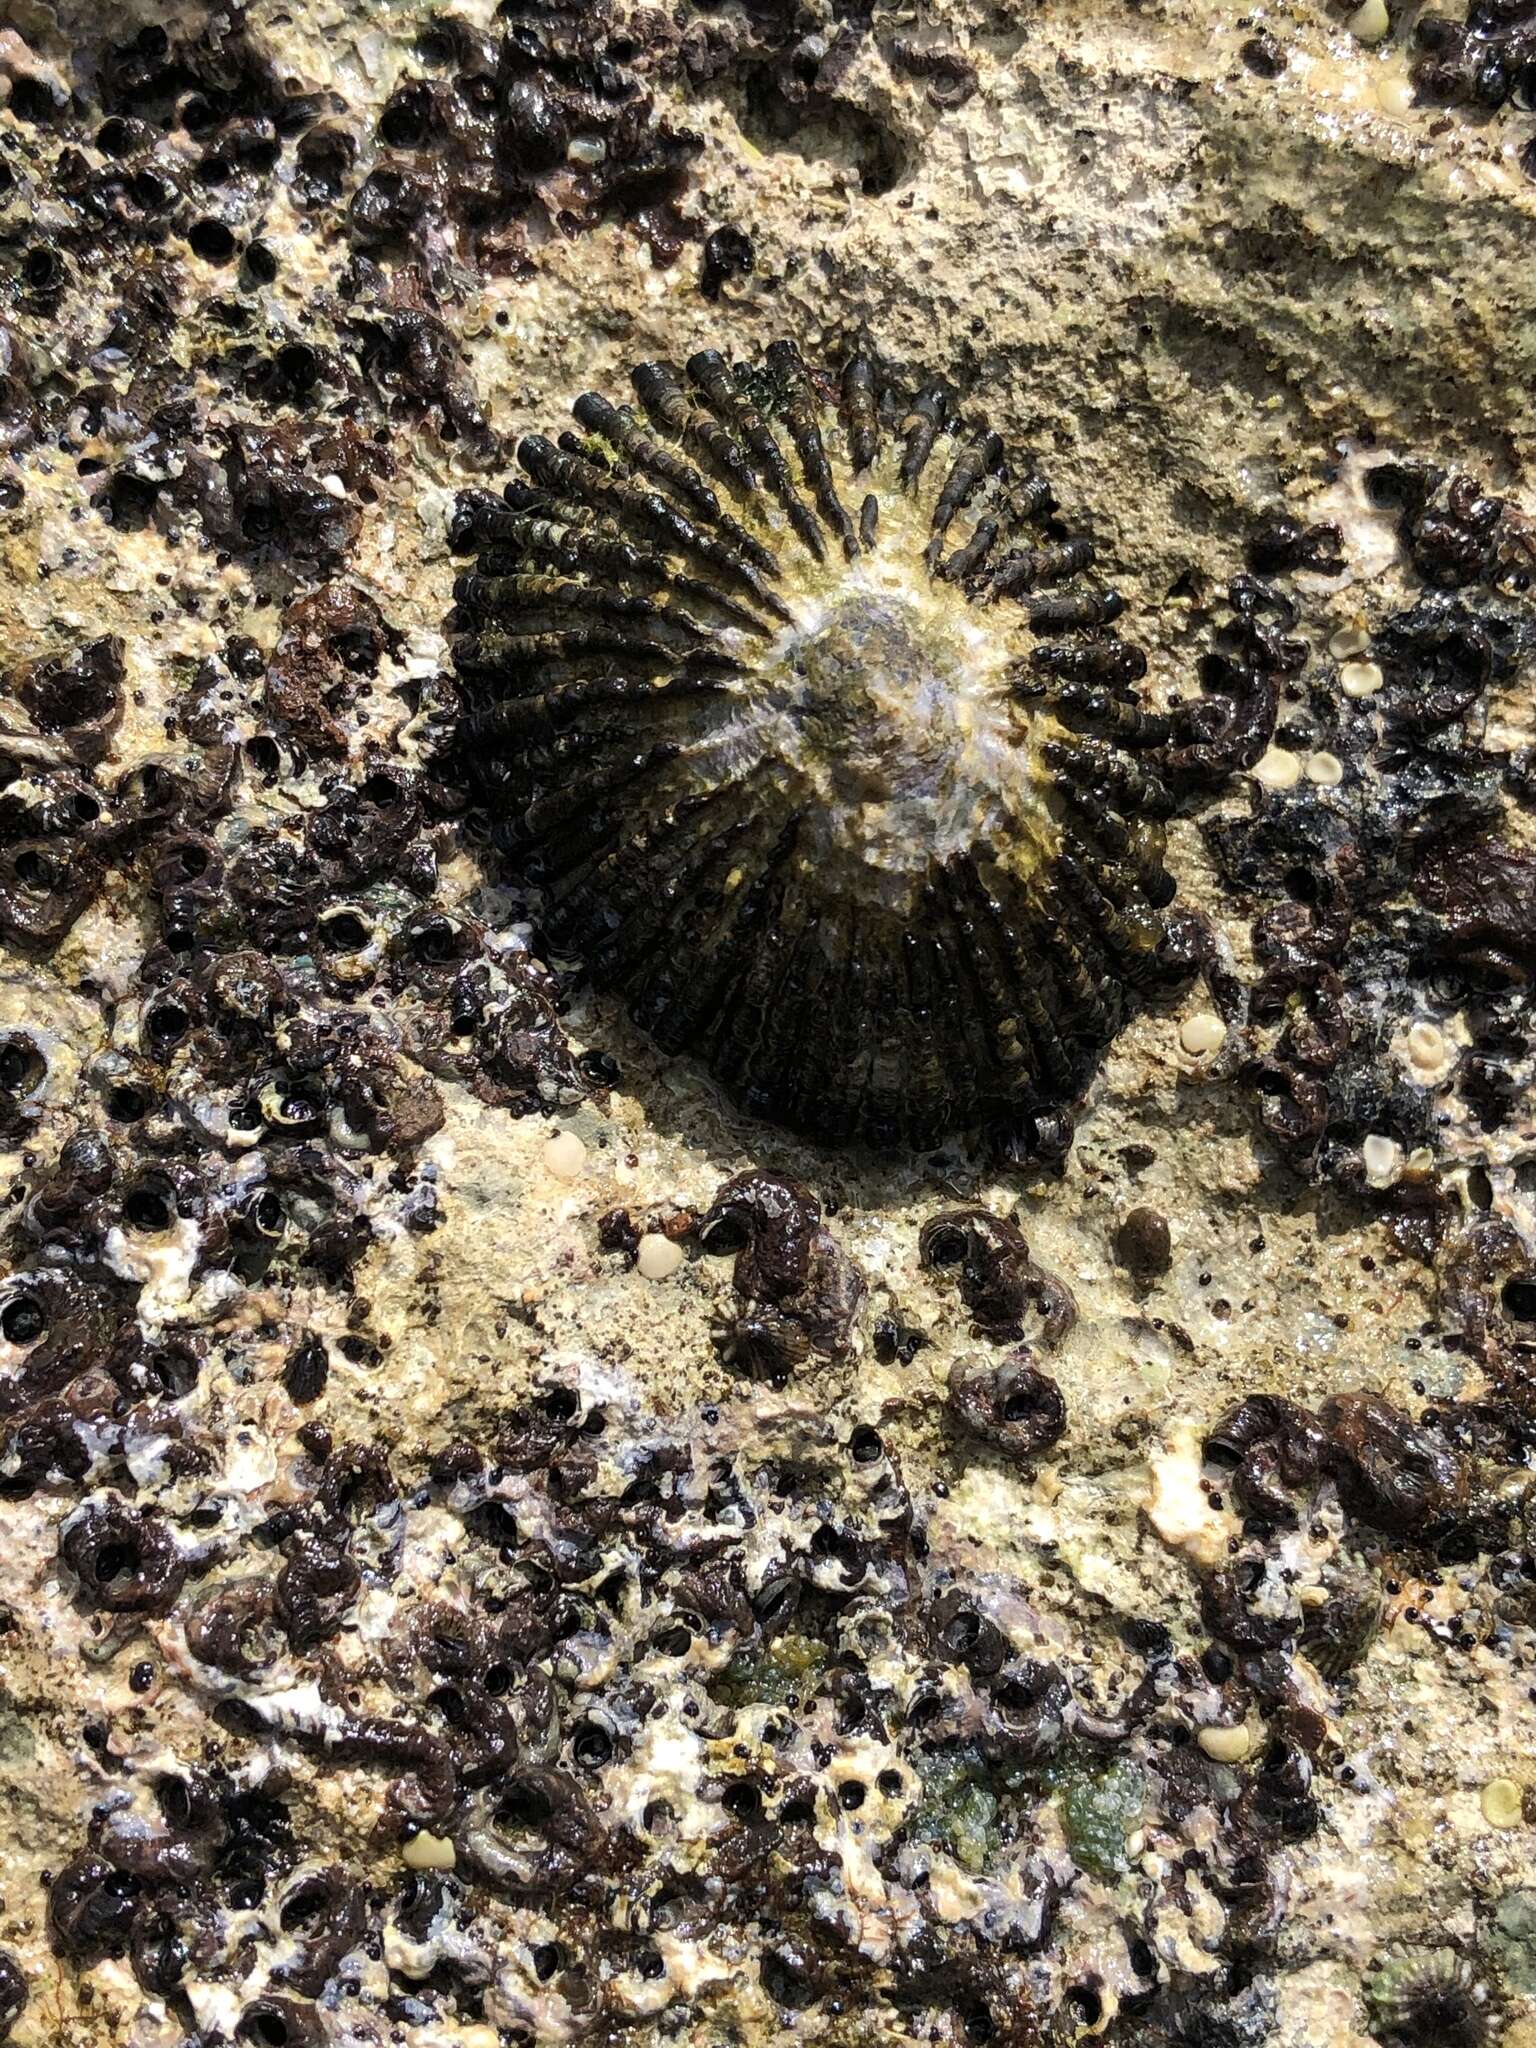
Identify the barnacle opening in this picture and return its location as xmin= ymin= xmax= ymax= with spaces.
xmin=450 ymin=341 xmax=1188 ymax=1147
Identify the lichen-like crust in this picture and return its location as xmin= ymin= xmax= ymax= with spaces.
xmin=451 ymin=341 xmax=1183 ymax=1146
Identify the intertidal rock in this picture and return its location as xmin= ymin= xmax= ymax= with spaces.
xmin=0 ymin=6 xmax=1534 ymax=2048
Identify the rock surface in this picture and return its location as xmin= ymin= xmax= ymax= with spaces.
xmin=0 ymin=2 xmax=1533 ymax=2045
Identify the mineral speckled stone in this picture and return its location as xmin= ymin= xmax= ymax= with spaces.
xmin=1 ymin=3 xmax=1536 ymax=2048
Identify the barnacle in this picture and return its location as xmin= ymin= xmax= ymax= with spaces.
xmin=264 ymin=584 xmax=397 ymax=753
xmin=1322 ymin=1392 xmax=1468 ymax=1540
xmin=94 ymin=1773 xmax=225 ymax=1886
xmin=946 ymin=1354 xmax=1068 ymax=1461
xmin=451 ymin=340 xmax=1190 ymax=1147
xmin=1205 ymin=1395 xmax=1329 ymax=1526
xmin=59 ymin=1495 xmax=189 ymax=1615
xmin=270 ymin=1868 xmax=366 ymax=1997
xmin=1299 ymin=1567 xmax=1384 ymax=1679
xmin=14 ymin=635 xmax=125 ymax=765
xmin=236 ymin=1997 xmax=324 ymax=2048
xmin=0 ymin=1954 xmax=21 ymax=2044
xmin=1364 ymin=1944 xmax=1489 ymax=2048
xmin=1366 ymin=461 xmax=1524 ymax=589
xmin=1245 ymin=1736 xmax=1320 ymax=1843
xmin=920 ymin=1205 xmax=1076 ymax=1343
xmin=698 ymin=1169 xmax=865 ymax=1373
xmin=47 ymin=1854 xmax=141 ymax=1965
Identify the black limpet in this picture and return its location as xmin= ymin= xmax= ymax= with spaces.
xmin=450 ymin=340 xmax=1203 ymax=1147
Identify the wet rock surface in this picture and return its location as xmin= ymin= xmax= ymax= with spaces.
xmin=0 ymin=3 xmax=1534 ymax=2046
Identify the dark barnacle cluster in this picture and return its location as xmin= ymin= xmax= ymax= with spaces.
xmin=919 ymin=1206 xmax=1076 ymax=1345
xmin=1410 ymin=1 xmax=1536 ymax=179
xmin=1144 ymin=1978 xmax=1281 ymax=2048
xmin=946 ymin=1353 xmax=1068 ymax=1462
xmin=1195 ymin=1378 xmax=1536 ymax=1701
xmin=697 ymin=1169 xmax=864 ymax=1379
xmin=0 ymin=18 xmax=363 ymax=475
xmin=0 ymin=1255 xmax=204 ymax=1505
xmin=357 ymin=6 xmax=702 ymax=269
xmin=0 ymin=24 xmax=329 ymax=527
xmin=1240 ymin=851 xmax=1362 ymax=1162
xmin=0 ymin=0 xmax=704 ymax=519
xmin=0 ymin=1952 xmax=23 ymax=2043
xmin=46 ymin=1762 xmax=314 ymax=2020
xmin=1205 ymin=475 xmax=1536 ymax=1197
xmin=185 ymin=418 xmax=391 ymax=570
xmin=2 ymin=17 xmax=326 ymax=289
xmin=0 ymin=630 xmax=237 ymax=950
xmin=446 ymin=339 xmax=1264 ymax=1150
xmin=1366 ymin=461 xmax=1532 ymax=592
xmin=37 ymin=1396 xmax=1302 ymax=2044
xmin=0 ymin=0 xmax=701 ymax=368
xmin=1201 ymin=1387 xmax=1484 ymax=1556
xmin=261 ymin=583 xmax=401 ymax=753
xmin=1438 ymin=1214 xmax=1536 ymax=1379
xmin=1245 ymin=512 xmax=1346 ymax=579
xmin=0 ymin=11 xmax=514 ymax=557
xmin=654 ymin=4 xmax=917 ymax=199
xmin=0 ymin=20 xmax=614 ymax=1656
xmin=915 ymin=1205 xmax=1077 ymax=1459
xmin=0 ymin=624 xmax=593 ymax=1505
xmin=1325 ymin=1390 xmax=1471 ymax=1539
xmin=1173 ymin=574 xmax=1294 ymax=794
